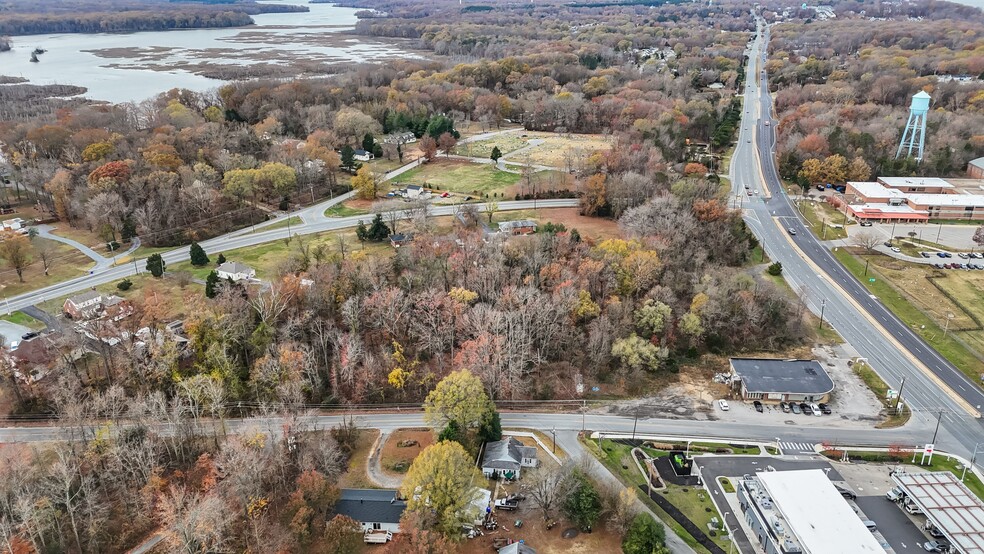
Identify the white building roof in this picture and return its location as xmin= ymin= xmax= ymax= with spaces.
xmin=878 ymin=176 xmax=955 ymax=189
xmin=907 ymin=193 xmax=984 ymax=208
xmin=893 ymin=471 xmax=984 ymax=553
xmin=848 ymin=181 xmax=907 ymax=199
xmin=758 ymin=469 xmax=883 ymax=553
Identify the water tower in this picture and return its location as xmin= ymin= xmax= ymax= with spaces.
xmin=895 ymin=91 xmax=931 ymax=162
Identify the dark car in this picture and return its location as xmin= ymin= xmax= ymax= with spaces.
xmin=944 ymin=252 xmax=953 ymax=258
xmin=779 ymin=401 xmax=790 ymax=413
xmin=799 ymin=402 xmax=811 ymax=414
xmin=790 ymin=403 xmax=802 ymax=414
xmin=937 ymin=252 xmax=947 ymax=258
xmin=818 ymin=403 xmax=832 ymax=415
xmin=20 ymin=332 xmax=38 ymax=341
xmin=883 ymin=241 xmax=893 ymax=248
xmin=920 ymin=252 xmax=931 ymax=258
xmin=754 ymin=400 xmax=764 ymax=413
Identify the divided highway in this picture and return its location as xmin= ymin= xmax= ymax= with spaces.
xmin=735 ymin=22 xmax=984 ymax=459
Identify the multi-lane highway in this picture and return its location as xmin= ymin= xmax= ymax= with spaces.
xmin=733 ymin=20 xmax=984 ymax=460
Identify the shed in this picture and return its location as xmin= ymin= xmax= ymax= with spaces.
xmin=969 ymin=157 xmax=984 ymax=179
xmin=728 ymin=358 xmax=833 ymax=403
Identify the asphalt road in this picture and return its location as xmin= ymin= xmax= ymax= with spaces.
xmin=733 ymin=21 xmax=984 ymax=462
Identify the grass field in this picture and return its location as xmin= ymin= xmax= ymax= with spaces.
xmin=324 ymin=203 xmax=369 ymax=218
xmin=457 ymin=133 xmax=531 ymax=159
xmin=797 ymin=199 xmax=849 ymax=240
xmin=832 ymin=248 xmax=984 ymax=384
xmin=0 ymin=238 xmax=93 ymax=297
xmin=337 ymin=429 xmax=381 ymax=489
xmin=380 ymin=428 xmax=433 ymax=476
xmin=391 ymin=159 xmax=520 ymax=197
xmin=0 ymin=311 xmax=45 ymax=331
xmin=522 ymin=133 xmax=613 ymax=167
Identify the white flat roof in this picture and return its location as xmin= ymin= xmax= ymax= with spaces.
xmin=758 ymin=469 xmax=883 ymax=554
xmin=848 ymin=181 xmax=907 ymax=198
xmin=893 ymin=471 xmax=984 ymax=553
xmin=907 ymin=193 xmax=984 ymax=208
xmin=879 ymin=176 xmax=955 ymax=189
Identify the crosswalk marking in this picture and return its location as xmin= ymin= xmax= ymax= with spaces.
xmin=779 ymin=441 xmax=815 ymax=453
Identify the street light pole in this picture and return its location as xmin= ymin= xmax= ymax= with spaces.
xmin=937 ymin=221 xmax=943 ymax=243
xmin=818 ymin=299 xmax=826 ymax=331
xmin=551 ymin=427 xmax=556 ymax=454
xmin=962 ymin=443 xmax=980 ymax=482
xmin=932 ymin=409 xmax=943 ymax=445
xmin=863 ymin=258 xmax=870 ymax=276
xmin=632 ymin=411 xmax=639 ymax=441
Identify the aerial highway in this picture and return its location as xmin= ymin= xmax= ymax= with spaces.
xmin=733 ymin=20 xmax=984 ymax=461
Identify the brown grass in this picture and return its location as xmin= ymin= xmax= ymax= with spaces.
xmin=380 ymin=428 xmax=434 ymax=477
xmin=337 ymin=428 xmax=382 ymax=490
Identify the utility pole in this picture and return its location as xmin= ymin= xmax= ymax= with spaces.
xmin=931 ymin=409 xmax=943 ymax=445
xmin=818 ymin=299 xmax=826 ymax=331
xmin=550 ymin=427 xmax=556 ymax=454
xmin=943 ymin=312 xmax=954 ymax=339
xmin=895 ymin=376 xmax=906 ymax=412
xmin=632 ymin=411 xmax=639 ymax=441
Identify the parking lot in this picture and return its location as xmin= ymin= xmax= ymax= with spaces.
xmin=697 ymin=456 xmax=930 ymax=554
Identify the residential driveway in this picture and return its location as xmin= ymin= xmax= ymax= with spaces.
xmin=20 ymin=305 xmax=61 ymax=331
xmin=0 ymin=320 xmax=30 ymax=346
xmin=365 ymin=432 xmax=403 ymax=489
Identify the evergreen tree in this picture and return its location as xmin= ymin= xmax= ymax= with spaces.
xmin=490 ymin=146 xmax=502 ymax=162
xmin=189 ymin=241 xmax=209 ymax=266
xmin=367 ymin=213 xmax=390 ymax=241
xmin=438 ymin=420 xmax=462 ymax=444
xmin=478 ymin=411 xmax=502 ymax=443
xmin=340 ymin=145 xmax=355 ymax=170
xmin=146 ymin=253 xmax=166 ymax=278
xmin=205 ymin=270 xmax=220 ymax=298
xmin=356 ymin=220 xmax=368 ymax=242
xmin=362 ymin=133 xmax=375 ymax=153
xmin=425 ymin=115 xmax=458 ymax=139
xmin=216 ymin=252 xmax=226 ymax=265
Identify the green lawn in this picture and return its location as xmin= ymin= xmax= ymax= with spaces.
xmin=390 ymin=159 xmax=520 ymax=197
xmin=324 ymin=203 xmax=370 ymax=218
xmin=583 ymin=438 xmax=720 ymax=554
xmin=832 ymin=248 xmax=984 ymax=386
xmin=1 ymin=311 xmax=45 ymax=331
xmin=252 ymin=216 xmax=301 ymax=233
xmin=457 ymin=134 xmax=531 ymax=158
xmin=689 ymin=442 xmax=761 ymax=455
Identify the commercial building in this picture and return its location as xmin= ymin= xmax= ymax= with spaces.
xmin=738 ymin=469 xmax=883 ymax=554
xmin=967 ymin=157 xmax=984 ymax=180
xmin=892 ymin=471 xmax=984 ymax=553
xmin=842 ymin=176 xmax=984 ymax=222
xmin=728 ymin=358 xmax=834 ymax=403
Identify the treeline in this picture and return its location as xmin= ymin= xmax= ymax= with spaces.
xmin=0 ymin=0 xmax=308 ymax=36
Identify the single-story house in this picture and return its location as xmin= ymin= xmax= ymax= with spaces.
xmin=2 ymin=218 xmax=24 ymax=231
xmin=404 ymin=185 xmax=424 ymax=199
xmin=481 ymin=437 xmax=538 ymax=479
xmin=389 ymin=233 xmax=414 ymax=248
xmin=216 ymin=261 xmax=255 ymax=282
xmin=728 ymin=358 xmax=834 ymax=403
xmin=353 ymin=149 xmax=375 ymax=162
xmin=498 ymin=220 xmax=537 ymax=235
xmin=383 ymin=132 xmax=417 ymax=145
xmin=334 ymin=489 xmax=406 ymax=533
xmin=63 ymin=291 xmax=130 ymax=321
xmin=499 ymin=543 xmax=537 ymax=554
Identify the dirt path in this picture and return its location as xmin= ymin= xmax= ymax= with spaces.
xmin=366 ymin=432 xmax=404 ymax=489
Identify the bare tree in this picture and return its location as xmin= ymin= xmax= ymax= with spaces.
xmin=158 ymin=485 xmax=234 ymax=554
xmin=523 ymin=462 xmax=575 ymax=521
xmin=853 ymin=230 xmax=881 ymax=253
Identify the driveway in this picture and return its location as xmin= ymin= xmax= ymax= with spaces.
xmin=0 ymin=320 xmax=30 ymax=346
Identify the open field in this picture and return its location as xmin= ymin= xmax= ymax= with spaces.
xmin=521 ymin=133 xmax=613 ymax=168
xmin=797 ymin=199 xmax=849 ymax=240
xmin=48 ymin=226 xmax=114 ymax=253
xmin=832 ymin=248 xmax=984 ymax=384
xmin=457 ymin=133 xmax=531 ymax=159
xmin=379 ymin=428 xmax=433 ymax=476
xmin=391 ymin=159 xmax=520 ymax=197
xmin=0 ymin=238 xmax=93 ymax=298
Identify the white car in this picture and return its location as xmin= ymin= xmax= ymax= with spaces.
xmin=718 ymin=399 xmax=730 ymax=411
xmin=810 ymin=403 xmax=823 ymax=417
xmin=891 ymin=247 xmax=901 ymax=253
xmin=753 ymin=189 xmax=759 ymax=195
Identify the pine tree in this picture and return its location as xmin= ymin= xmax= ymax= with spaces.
xmin=205 ymin=270 xmax=219 ymax=298
xmin=356 ymin=220 xmax=368 ymax=242
xmin=340 ymin=145 xmax=355 ymax=170
xmin=216 ymin=252 xmax=226 ymax=265
xmin=146 ymin=253 xmax=166 ymax=278
xmin=189 ymin=241 xmax=209 ymax=266
xmin=367 ymin=213 xmax=390 ymax=241
xmin=490 ymin=146 xmax=502 ymax=161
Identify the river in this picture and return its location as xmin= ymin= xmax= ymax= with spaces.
xmin=0 ymin=1 xmax=414 ymax=104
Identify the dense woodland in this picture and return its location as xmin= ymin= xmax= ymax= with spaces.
xmin=3 ymin=0 xmax=976 ymax=550
xmin=0 ymin=0 xmax=306 ymax=36
xmin=767 ymin=11 xmax=984 ymax=182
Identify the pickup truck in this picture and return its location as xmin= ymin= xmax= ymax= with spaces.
xmin=494 ymin=498 xmax=519 ymax=511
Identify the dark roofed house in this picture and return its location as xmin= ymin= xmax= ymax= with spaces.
xmin=481 ymin=436 xmax=538 ymax=479
xmin=729 ymin=358 xmax=834 ymax=403
xmin=334 ymin=489 xmax=406 ymax=534
xmin=389 ymin=233 xmax=414 ymax=248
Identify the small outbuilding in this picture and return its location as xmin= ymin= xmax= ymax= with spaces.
xmin=728 ymin=358 xmax=833 ymax=403
xmin=334 ymin=489 xmax=406 ymax=534
xmin=216 ymin=261 xmax=256 ymax=282
xmin=481 ymin=437 xmax=538 ymax=479
xmin=498 ymin=220 xmax=537 ymax=235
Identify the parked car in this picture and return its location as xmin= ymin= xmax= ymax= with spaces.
xmin=886 ymin=487 xmax=904 ymax=502
xmin=818 ymin=403 xmax=832 ymax=414
xmin=859 ymin=220 xmax=873 ymax=227
xmin=809 ymin=403 xmax=823 ymax=416
xmin=718 ymin=399 xmax=730 ymax=411
xmin=958 ymin=253 xmax=969 ymax=259
xmin=754 ymin=400 xmax=764 ymax=413
xmin=883 ymin=241 xmax=893 ymax=248
xmin=798 ymin=402 xmax=811 ymax=415
xmin=937 ymin=252 xmax=947 ymax=258
xmin=920 ymin=252 xmax=931 ymax=258
xmin=779 ymin=401 xmax=790 ymax=413
xmin=923 ymin=540 xmax=950 ymax=552
xmin=891 ymin=247 xmax=901 ymax=253
xmin=934 ymin=263 xmax=944 ymax=269
xmin=944 ymin=252 xmax=953 ymax=258
xmin=926 ymin=525 xmax=945 ymax=539
xmin=20 ymin=332 xmax=38 ymax=340
xmin=494 ymin=498 xmax=519 ymax=511
xmin=791 ymin=403 xmax=802 ymax=414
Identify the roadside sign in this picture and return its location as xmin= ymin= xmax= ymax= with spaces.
xmin=886 ymin=389 xmax=898 ymax=399
xmin=869 ymin=278 xmax=876 ymax=282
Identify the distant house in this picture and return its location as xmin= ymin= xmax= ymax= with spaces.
xmin=216 ymin=261 xmax=255 ymax=282
xmin=334 ymin=489 xmax=406 ymax=534
xmin=498 ymin=220 xmax=537 ymax=235
xmin=383 ymin=132 xmax=417 ymax=145
xmin=404 ymin=185 xmax=424 ymax=199
xmin=389 ymin=233 xmax=414 ymax=248
xmin=481 ymin=437 xmax=538 ymax=479
xmin=2 ymin=218 xmax=23 ymax=231
xmin=353 ymin=149 xmax=374 ymax=162
xmin=63 ymin=291 xmax=129 ymax=321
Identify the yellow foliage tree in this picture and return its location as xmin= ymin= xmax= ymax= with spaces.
xmin=351 ymin=164 xmax=377 ymax=200
xmin=423 ymin=369 xmax=494 ymax=430
xmin=387 ymin=341 xmax=418 ymax=390
xmin=400 ymin=441 xmax=484 ymax=537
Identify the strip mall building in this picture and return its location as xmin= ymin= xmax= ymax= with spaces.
xmin=839 ymin=176 xmax=984 ymax=222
